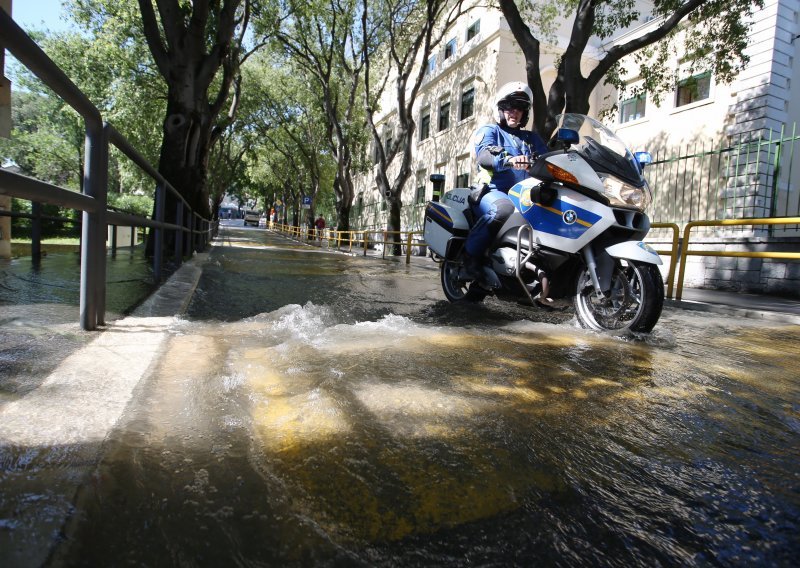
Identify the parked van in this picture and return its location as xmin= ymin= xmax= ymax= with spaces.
xmin=243 ymin=210 xmax=261 ymax=226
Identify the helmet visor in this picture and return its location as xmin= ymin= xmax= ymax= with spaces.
xmin=498 ymin=95 xmax=530 ymax=112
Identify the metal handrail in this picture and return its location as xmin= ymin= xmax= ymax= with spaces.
xmin=369 ymin=229 xmax=425 ymax=264
xmin=268 ymin=222 xmax=425 ymax=264
xmin=675 ymin=217 xmax=800 ymax=301
xmin=267 ymin=214 xmax=799 ymax=304
xmin=0 ymin=10 xmax=211 ymax=329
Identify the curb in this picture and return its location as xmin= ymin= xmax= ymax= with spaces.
xmin=664 ymin=298 xmax=800 ymax=325
xmin=132 ymin=252 xmax=208 ymax=318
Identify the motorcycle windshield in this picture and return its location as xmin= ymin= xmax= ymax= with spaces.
xmin=555 ymin=114 xmax=645 ymax=186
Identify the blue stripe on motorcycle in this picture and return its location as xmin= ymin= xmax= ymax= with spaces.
xmin=426 ymin=203 xmax=453 ymax=227
xmin=528 ymin=199 xmax=602 ymax=239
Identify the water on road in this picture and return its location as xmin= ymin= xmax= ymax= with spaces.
xmin=3 ymin=226 xmax=799 ymax=566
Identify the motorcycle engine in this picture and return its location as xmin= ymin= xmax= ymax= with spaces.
xmin=490 ymin=248 xmax=518 ymax=276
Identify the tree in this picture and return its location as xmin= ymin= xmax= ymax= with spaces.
xmin=243 ymin=56 xmax=334 ymax=227
xmin=135 ymin=0 xmax=268 ymax=250
xmin=498 ymin=0 xmax=761 ymax=139
xmin=221 ymin=53 xmax=335 ymax=230
xmin=35 ymin=17 xmax=165 ymax=198
xmin=362 ymin=0 xmax=468 ymax=253
xmin=207 ymin=123 xmax=253 ymax=230
xmin=273 ymin=0 xmax=370 ymax=235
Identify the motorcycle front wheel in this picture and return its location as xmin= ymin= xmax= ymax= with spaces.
xmin=440 ymin=259 xmax=487 ymax=303
xmin=573 ymin=260 xmax=664 ymax=333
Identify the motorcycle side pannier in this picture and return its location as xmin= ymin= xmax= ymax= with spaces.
xmin=423 ymin=200 xmax=469 ymax=257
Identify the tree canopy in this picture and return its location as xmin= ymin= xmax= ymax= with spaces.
xmin=498 ymin=0 xmax=762 ymax=138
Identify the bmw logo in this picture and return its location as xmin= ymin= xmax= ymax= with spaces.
xmin=563 ymin=210 xmax=577 ymax=224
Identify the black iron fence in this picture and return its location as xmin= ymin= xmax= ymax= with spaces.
xmin=646 ymin=124 xmax=800 ymax=237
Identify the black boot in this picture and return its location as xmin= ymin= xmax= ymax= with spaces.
xmin=460 ymin=254 xmax=482 ymax=280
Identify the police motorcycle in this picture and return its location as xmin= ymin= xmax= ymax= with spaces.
xmin=423 ymin=113 xmax=664 ymax=333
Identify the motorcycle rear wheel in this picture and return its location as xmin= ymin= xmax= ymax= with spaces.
xmin=440 ymin=259 xmax=488 ymax=303
xmin=574 ymin=260 xmax=664 ymax=333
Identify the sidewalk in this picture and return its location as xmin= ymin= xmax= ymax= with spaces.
xmin=299 ymin=233 xmax=800 ymax=325
xmin=665 ymin=287 xmax=800 ymax=324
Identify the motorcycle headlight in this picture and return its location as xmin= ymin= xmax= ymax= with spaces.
xmin=599 ymin=174 xmax=652 ymax=211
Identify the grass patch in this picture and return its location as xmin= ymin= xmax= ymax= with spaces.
xmin=10 ymin=240 xmax=81 ymax=257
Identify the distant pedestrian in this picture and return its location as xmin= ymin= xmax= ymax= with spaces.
xmin=314 ymin=215 xmax=326 ymax=240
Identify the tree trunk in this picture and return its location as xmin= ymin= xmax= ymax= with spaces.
xmin=158 ymin=99 xmax=213 ymax=217
xmin=333 ymin=169 xmax=354 ymax=234
xmin=138 ymin=0 xmax=245 ymax=259
xmin=388 ymin=196 xmax=402 ymax=256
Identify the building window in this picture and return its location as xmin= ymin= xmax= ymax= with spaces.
xmin=438 ymin=100 xmax=450 ymax=131
xmin=427 ymin=55 xmax=436 ymax=76
xmin=620 ymin=94 xmax=646 ymax=123
xmin=415 ymin=170 xmax=426 ymax=204
xmin=444 ymin=38 xmax=457 ymax=60
xmin=676 ymin=72 xmax=711 ymax=107
xmin=460 ymin=85 xmax=475 ymax=121
xmin=466 ymin=20 xmax=480 ymax=42
xmin=384 ymin=130 xmax=393 ymax=155
xmin=419 ymin=108 xmax=431 ymax=141
xmin=456 ymin=154 xmax=471 ymax=188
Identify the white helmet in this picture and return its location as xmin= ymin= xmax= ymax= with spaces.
xmin=494 ymin=81 xmax=533 ymax=127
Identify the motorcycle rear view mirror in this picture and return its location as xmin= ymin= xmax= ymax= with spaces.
xmin=634 ymin=151 xmax=653 ymax=171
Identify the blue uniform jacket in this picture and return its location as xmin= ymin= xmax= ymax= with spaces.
xmin=472 ymin=123 xmax=549 ymax=192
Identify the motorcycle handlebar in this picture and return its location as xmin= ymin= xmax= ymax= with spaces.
xmin=505 ymin=155 xmax=536 ymax=170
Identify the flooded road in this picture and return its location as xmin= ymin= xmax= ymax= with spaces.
xmin=4 ymin=226 xmax=800 ymax=566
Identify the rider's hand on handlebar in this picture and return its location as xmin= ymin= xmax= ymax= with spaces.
xmin=506 ymin=155 xmax=532 ymax=170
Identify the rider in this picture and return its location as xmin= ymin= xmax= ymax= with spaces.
xmin=462 ymin=81 xmax=549 ymax=280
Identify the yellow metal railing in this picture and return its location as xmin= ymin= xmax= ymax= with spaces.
xmin=675 ymin=217 xmax=800 ymax=301
xmin=370 ymin=229 xmax=425 ymax=264
xmin=649 ymin=222 xmax=680 ymax=299
xmin=268 ymin=223 xmax=425 ymax=264
xmin=268 ymin=218 xmax=798 ymax=300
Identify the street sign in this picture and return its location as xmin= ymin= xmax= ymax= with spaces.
xmin=302 ymin=195 xmax=312 ymax=209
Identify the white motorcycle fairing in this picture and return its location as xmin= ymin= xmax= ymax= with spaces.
xmin=508 ymin=177 xmax=616 ymax=254
xmin=605 ymin=241 xmax=663 ymax=265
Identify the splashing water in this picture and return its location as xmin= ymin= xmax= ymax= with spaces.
xmin=3 ymin=228 xmax=798 ymax=566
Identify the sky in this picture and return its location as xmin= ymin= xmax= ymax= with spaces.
xmin=8 ymin=0 xmax=74 ymax=33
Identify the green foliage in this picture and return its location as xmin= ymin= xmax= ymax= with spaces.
xmin=237 ymin=53 xmax=336 ymax=215
xmin=108 ymin=192 xmax=154 ymax=217
xmin=1 ymin=1 xmax=166 ymax=199
xmin=505 ymin=0 xmax=762 ymax=133
xmin=65 ymin=0 xmax=165 ymax=166
xmin=0 ymin=86 xmax=84 ymax=189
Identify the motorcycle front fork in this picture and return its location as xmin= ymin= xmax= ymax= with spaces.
xmin=515 ymin=227 xmax=609 ymax=302
xmin=581 ymin=246 xmax=610 ymax=299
